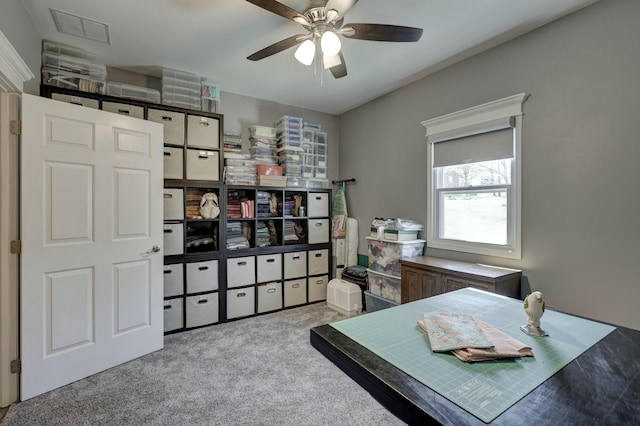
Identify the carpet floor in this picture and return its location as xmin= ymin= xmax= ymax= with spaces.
xmin=1 ymin=303 xmax=405 ymax=426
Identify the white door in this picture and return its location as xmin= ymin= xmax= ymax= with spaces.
xmin=20 ymin=94 xmax=164 ymax=400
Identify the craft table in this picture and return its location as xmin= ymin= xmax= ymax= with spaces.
xmin=310 ymin=288 xmax=640 ymax=425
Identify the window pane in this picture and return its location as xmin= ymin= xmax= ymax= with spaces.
xmin=437 ymin=159 xmax=511 ymax=189
xmin=440 ymin=190 xmax=507 ymax=244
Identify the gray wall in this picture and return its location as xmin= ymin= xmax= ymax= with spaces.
xmin=340 ymin=0 xmax=640 ymax=330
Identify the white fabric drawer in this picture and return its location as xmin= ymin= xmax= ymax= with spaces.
xmin=227 ymin=257 xmax=256 ymax=288
xmin=186 ymin=260 xmax=218 ymax=293
xmin=102 ymin=101 xmax=144 ymax=119
xmin=284 ymin=251 xmax=307 ymax=279
xmin=227 ymin=287 xmax=255 ymax=319
xmin=308 ymin=249 xmax=329 ymax=275
xmin=187 ymin=115 xmax=220 ymax=149
xmin=284 ymin=278 xmax=306 ymax=307
xmin=52 ymin=93 xmax=99 ymax=109
xmin=257 ymin=282 xmax=283 ymax=313
xmin=257 ymin=254 xmax=282 ymax=283
xmin=163 ymin=147 xmax=183 ymax=179
xmin=163 ymin=264 xmax=184 ymax=297
xmin=148 ymin=108 xmax=185 ymax=146
xmin=185 ymin=293 xmax=219 ymax=328
xmin=307 ymin=192 xmax=329 ymax=217
xmin=186 ymin=149 xmax=219 ymax=181
xmin=308 ymin=275 xmax=329 ymax=302
xmin=308 ymin=219 xmax=329 ymax=244
xmin=163 ymin=298 xmax=183 ymax=332
xmin=163 ymin=188 xmax=184 ymax=220
xmin=163 ymin=223 xmax=183 ymax=256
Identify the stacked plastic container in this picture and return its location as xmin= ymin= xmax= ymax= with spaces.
xmin=299 ymin=122 xmax=329 ymax=188
xmin=274 ymin=115 xmax=304 ymax=186
xmin=161 ymin=68 xmax=201 ymax=110
xmin=106 ymin=82 xmax=160 ymax=104
xmin=224 ymin=131 xmax=257 ymax=186
xmin=41 ymin=40 xmax=107 ymax=94
xmin=201 ymin=81 xmax=220 ymax=113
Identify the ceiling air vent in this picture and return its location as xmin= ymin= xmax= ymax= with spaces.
xmin=50 ymin=8 xmax=111 ymax=44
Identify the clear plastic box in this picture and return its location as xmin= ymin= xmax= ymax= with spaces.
xmin=367 ymin=269 xmax=401 ymax=303
xmin=107 ymin=82 xmax=160 ymax=103
xmin=162 ymin=82 xmax=200 ymax=98
xmin=42 ymin=40 xmax=95 ymax=60
xmin=314 ymin=166 xmax=327 ymax=179
xmin=366 ymin=237 xmax=426 ymax=277
xmin=162 ymin=92 xmax=201 ymax=110
xmin=249 ymin=125 xmax=277 ymax=138
xmin=162 ymin=77 xmax=200 ymax=94
xmin=42 ymin=68 xmax=106 ymax=94
xmin=364 ymin=290 xmax=399 ymax=312
xmin=42 ymin=52 xmax=107 ymax=79
xmin=201 ymin=81 xmax=220 ymax=100
xmin=275 ymin=115 xmax=303 ymax=130
xmin=161 ymin=68 xmax=201 ymax=84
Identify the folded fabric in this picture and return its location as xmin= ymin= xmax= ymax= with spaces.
xmin=417 ymin=312 xmax=534 ymax=362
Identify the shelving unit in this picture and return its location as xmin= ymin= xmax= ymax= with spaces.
xmin=41 ymin=85 xmax=333 ymax=335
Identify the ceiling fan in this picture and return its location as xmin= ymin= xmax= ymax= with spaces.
xmin=246 ymin=0 xmax=423 ymax=78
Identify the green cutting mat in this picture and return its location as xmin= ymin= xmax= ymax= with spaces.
xmin=330 ymin=288 xmax=615 ymax=423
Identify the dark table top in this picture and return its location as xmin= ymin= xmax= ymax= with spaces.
xmin=311 ymin=298 xmax=640 ymax=425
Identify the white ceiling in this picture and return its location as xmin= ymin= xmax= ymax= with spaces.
xmin=20 ymin=0 xmax=599 ymax=115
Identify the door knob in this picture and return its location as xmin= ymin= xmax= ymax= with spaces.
xmin=147 ymin=245 xmax=161 ymax=254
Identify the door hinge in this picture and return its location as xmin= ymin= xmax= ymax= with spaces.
xmin=10 ymin=120 xmax=21 ymax=135
xmin=10 ymin=359 xmax=21 ymax=374
xmin=10 ymin=240 xmax=21 ymax=254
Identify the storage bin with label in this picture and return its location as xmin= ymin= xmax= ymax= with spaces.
xmin=186 ymin=293 xmax=219 ymax=328
xmin=366 ymin=237 xmax=426 ymax=277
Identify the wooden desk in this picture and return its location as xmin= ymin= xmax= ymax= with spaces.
xmin=310 ymin=290 xmax=639 ymax=425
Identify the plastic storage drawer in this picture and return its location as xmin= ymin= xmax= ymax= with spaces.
xmin=307 ymin=193 xmax=329 ymax=217
xmin=185 ymin=293 xmax=219 ymax=328
xmin=284 ymin=251 xmax=307 ymax=279
xmin=163 ymin=223 xmax=184 ymax=256
xmin=163 ymin=147 xmax=183 ymax=179
xmin=257 ymin=282 xmax=283 ymax=313
xmin=308 ymin=219 xmax=329 ymax=244
xmin=367 ymin=269 xmax=401 ymax=303
xmin=42 ymin=67 xmax=106 ymax=94
xmin=148 ymin=109 xmax=185 ymax=146
xmin=257 ymin=254 xmax=282 ymax=283
xmin=106 ymin=82 xmax=160 ymax=104
xmin=227 ymin=257 xmax=256 ymax=288
xmin=102 ymin=101 xmax=144 ymax=119
xmin=308 ymin=275 xmax=329 ymax=302
xmin=366 ymin=237 xmax=426 ymax=277
xmin=163 ymin=264 xmax=184 ymax=297
xmin=186 ymin=260 xmax=218 ymax=293
xmin=227 ymin=287 xmax=255 ymax=319
xmin=163 ymin=188 xmax=184 ymax=220
xmin=186 ymin=149 xmax=219 ymax=181
xmin=187 ymin=115 xmax=220 ymax=149
xmin=284 ymin=278 xmax=307 ymax=307
xmin=308 ymin=249 xmax=329 ymax=275
xmin=163 ymin=298 xmax=183 ymax=332
xmin=364 ymin=290 xmax=399 ymax=313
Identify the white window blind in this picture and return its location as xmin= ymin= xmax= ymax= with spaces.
xmin=432 ymin=127 xmax=514 ymax=167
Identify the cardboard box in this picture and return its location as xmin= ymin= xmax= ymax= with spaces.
xmin=258 ymin=175 xmax=287 ymax=187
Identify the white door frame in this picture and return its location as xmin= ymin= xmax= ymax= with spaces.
xmin=0 ymin=29 xmax=35 ymax=407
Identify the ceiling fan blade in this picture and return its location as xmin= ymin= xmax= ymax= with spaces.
xmin=325 ymin=0 xmax=359 ymax=19
xmin=341 ymin=23 xmax=423 ymax=42
xmin=328 ymin=52 xmax=347 ymax=79
xmin=246 ymin=0 xmax=309 ymax=24
xmin=247 ymin=34 xmax=308 ymax=61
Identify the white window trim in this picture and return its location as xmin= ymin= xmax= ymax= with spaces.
xmin=421 ymin=93 xmax=529 ymax=259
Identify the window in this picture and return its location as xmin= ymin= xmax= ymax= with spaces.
xmin=421 ymin=93 xmax=528 ymax=259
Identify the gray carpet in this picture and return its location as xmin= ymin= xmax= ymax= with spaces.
xmin=2 ymin=303 xmax=405 ymax=426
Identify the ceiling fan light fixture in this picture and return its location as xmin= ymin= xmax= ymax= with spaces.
xmin=320 ymin=30 xmax=341 ymax=56
xmin=323 ymin=53 xmax=341 ymax=70
xmin=294 ymin=39 xmax=316 ymax=66
xmin=325 ymin=9 xmax=339 ymax=23
xmin=293 ymin=15 xmax=310 ymax=26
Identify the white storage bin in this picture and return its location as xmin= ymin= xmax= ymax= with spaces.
xmin=164 ymin=298 xmax=183 ymax=332
xmin=227 ymin=257 xmax=256 ymax=288
xmin=102 ymin=101 xmax=144 ymax=119
xmin=257 ymin=254 xmax=282 ymax=283
xmin=308 ymin=219 xmax=329 ymax=244
xmin=106 ymin=82 xmax=160 ymax=103
xmin=163 ymin=223 xmax=183 ymax=256
xmin=284 ymin=251 xmax=307 ymax=279
xmin=163 ymin=147 xmax=183 ymax=180
xmin=327 ymin=279 xmax=362 ymax=316
xmin=284 ymin=278 xmax=307 ymax=307
xmin=51 ymin=93 xmax=99 ymax=109
xmin=307 ymin=193 xmax=329 ymax=217
xmin=187 ymin=115 xmax=220 ymax=149
xmin=163 ymin=264 xmax=184 ymax=297
xmin=366 ymin=237 xmax=426 ymax=277
xmin=186 ymin=260 xmax=218 ymax=293
xmin=227 ymin=287 xmax=255 ymax=319
xmin=163 ymin=188 xmax=184 ymax=220
xmin=308 ymin=275 xmax=329 ymax=302
xmin=257 ymin=282 xmax=283 ymax=313
xmin=308 ymin=249 xmax=329 ymax=275
xmin=186 ymin=149 xmax=219 ymax=181
xmin=186 ymin=293 xmax=219 ymax=328
xmin=367 ymin=269 xmax=401 ymax=304
xmin=148 ymin=109 xmax=185 ymax=146
xmin=42 ymin=40 xmax=95 ymax=60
